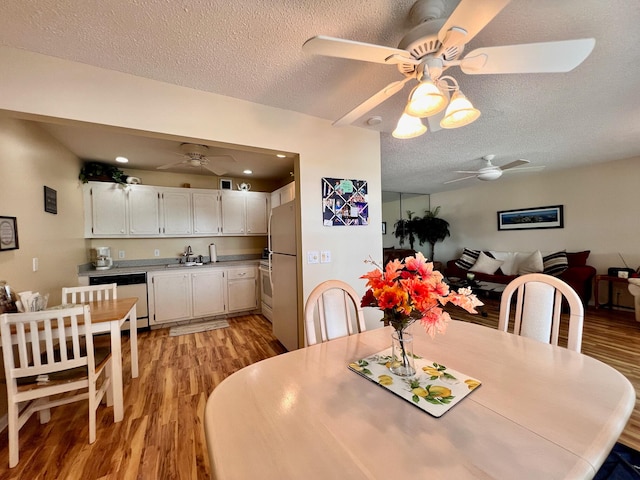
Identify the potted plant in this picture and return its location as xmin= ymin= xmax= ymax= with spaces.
xmin=393 ymin=210 xmax=421 ymax=250
xmin=414 ymin=206 xmax=450 ymax=262
xmin=79 ymin=161 xmax=128 ymax=185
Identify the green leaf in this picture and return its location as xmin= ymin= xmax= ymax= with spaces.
xmin=412 ymin=395 xmax=419 ymax=404
xmin=362 ymin=368 xmax=372 ymax=376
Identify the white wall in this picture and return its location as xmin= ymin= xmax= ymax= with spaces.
xmin=431 ymin=156 xmax=640 ymax=304
xmin=0 ymin=46 xmax=384 ymax=342
xmin=0 ymin=117 xmax=85 ymax=306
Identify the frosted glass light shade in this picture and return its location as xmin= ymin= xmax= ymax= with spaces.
xmin=405 ymin=81 xmax=448 ymax=118
xmin=440 ymin=91 xmax=481 ymax=129
xmin=392 ymin=113 xmax=427 ymax=139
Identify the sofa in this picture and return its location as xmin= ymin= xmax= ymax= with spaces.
xmin=444 ymin=249 xmax=596 ymax=305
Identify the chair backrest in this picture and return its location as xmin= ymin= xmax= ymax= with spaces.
xmin=304 ymin=280 xmax=366 ymax=346
xmin=0 ymin=305 xmax=95 ymax=388
xmin=62 ymin=283 xmax=117 ymax=303
xmin=498 ymin=273 xmax=584 ymax=352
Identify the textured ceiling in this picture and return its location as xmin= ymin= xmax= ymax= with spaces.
xmin=1 ymin=0 xmax=639 ymax=192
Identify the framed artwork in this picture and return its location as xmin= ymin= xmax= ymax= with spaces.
xmin=44 ymin=186 xmax=57 ymax=214
xmin=497 ymin=205 xmax=564 ymax=231
xmin=0 ymin=216 xmax=19 ymax=251
xmin=321 ymin=177 xmax=368 ymax=226
xmin=382 ymin=222 xmax=387 ymax=235
xmin=220 ymin=178 xmax=232 ymax=190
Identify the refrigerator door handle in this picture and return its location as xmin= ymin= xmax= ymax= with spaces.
xmin=268 ymin=210 xmax=273 ymax=254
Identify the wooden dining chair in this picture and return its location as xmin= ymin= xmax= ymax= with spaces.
xmin=0 ymin=305 xmax=113 ymax=468
xmin=304 ymin=280 xmax=366 ymax=346
xmin=498 ymin=273 xmax=584 ymax=352
xmin=62 ymin=283 xmax=117 ymax=303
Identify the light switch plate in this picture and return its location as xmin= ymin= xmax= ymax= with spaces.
xmin=320 ymin=251 xmax=331 ymax=263
xmin=118 ymin=250 xmax=125 ymax=259
xmin=307 ymin=251 xmax=319 ymax=264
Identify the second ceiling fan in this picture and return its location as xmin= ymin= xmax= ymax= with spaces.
xmin=444 ymin=155 xmax=545 ymax=184
xmin=302 ymin=0 xmax=595 ymax=138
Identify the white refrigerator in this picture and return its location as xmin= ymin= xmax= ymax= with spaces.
xmin=270 ymin=201 xmax=298 ymax=351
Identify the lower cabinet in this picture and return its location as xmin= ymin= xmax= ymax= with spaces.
xmin=149 ymin=265 xmax=257 ymax=326
xmin=227 ymin=267 xmax=258 ymax=313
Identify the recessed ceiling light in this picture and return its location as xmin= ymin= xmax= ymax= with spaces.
xmin=243 ymin=169 xmax=253 ymax=174
xmin=276 ymin=154 xmax=286 ymax=158
xmin=115 ymin=156 xmax=129 ymax=163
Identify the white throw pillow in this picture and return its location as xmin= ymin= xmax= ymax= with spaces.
xmin=517 ymin=250 xmax=544 ymax=274
xmin=470 ymin=251 xmax=504 ymax=275
xmin=490 ymin=251 xmax=518 ymax=276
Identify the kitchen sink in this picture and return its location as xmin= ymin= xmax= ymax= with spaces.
xmin=166 ymin=262 xmax=204 ymax=268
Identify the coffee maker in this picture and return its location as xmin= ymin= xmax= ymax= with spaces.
xmin=91 ymin=247 xmax=113 ymax=270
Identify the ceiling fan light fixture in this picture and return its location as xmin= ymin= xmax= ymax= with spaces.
xmin=477 ymin=170 xmax=502 ymax=181
xmin=392 ymin=113 xmax=427 ymax=139
xmin=440 ymin=90 xmax=481 ymax=129
xmin=405 ymin=80 xmax=448 ymax=118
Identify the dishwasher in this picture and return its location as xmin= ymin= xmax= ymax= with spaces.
xmin=87 ymin=272 xmax=149 ymax=330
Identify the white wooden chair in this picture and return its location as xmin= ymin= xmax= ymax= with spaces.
xmin=62 ymin=283 xmax=117 ymax=303
xmin=498 ymin=273 xmax=584 ymax=352
xmin=304 ymin=280 xmax=366 ymax=346
xmin=0 ymin=305 xmax=113 ymax=468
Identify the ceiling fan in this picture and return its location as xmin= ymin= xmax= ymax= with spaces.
xmin=302 ymin=0 xmax=595 ymax=138
xmin=444 ymin=155 xmax=545 ymax=184
xmin=157 ymin=143 xmax=236 ymax=176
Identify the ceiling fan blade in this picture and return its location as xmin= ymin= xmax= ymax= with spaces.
xmin=438 ymin=0 xmax=511 ymax=51
xmin=444 ymin=175 xmax=477 ymax=184
xmin=460 ymin=38 xmax=596 ymax=75
xmin=333 ymin=77 xmax=412 ymax=126
xmin=203 ymin=163 xmax=228 ymax=176
xmin=502 ymin=165 xmax=546 ymax=173
xmin=499 ymin=159 xmax=530 ymax=171
xmin=157 ymin=161 xmax=184 ymax=170
xmin=303 ymin=35 xmax=416 ymax=65
xmin=454 ymin=170 xmax=485 ymax=174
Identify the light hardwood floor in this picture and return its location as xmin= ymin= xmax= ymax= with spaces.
xmin=0 ymin=304 xmax=637 ymax=479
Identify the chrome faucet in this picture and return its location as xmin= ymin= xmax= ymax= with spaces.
xmin=180 ymin=246 xmax=193 ymax=264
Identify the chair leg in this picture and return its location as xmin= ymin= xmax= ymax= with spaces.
xmin=8 ymin=402 xmax=19 ymax=468
xmin=39 ymin=400 xmax=51 ymax=424
xmin=105 ymin=361 xmax=113 ymax=407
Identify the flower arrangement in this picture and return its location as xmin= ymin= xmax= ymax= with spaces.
xmin=360 ymin=252 xmax=483 ymax=337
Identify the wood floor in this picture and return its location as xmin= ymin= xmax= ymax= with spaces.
xmin=0 ymin=303 xmax=638 ymax=479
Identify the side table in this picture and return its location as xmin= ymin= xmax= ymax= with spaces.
xmin=594 ymin=274 xmax=632 ymax=309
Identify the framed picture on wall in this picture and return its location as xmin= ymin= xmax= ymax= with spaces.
xmin=497 ymin=205 xmax=564 ymax=231
xmin=44 ymin=186 xmax=58 ymax=214
xmin=382 ymin=222 xmax=387 ymax=235
xmin=0 ymin=216 xmax=19 ymax=251
xmin=220 ymin=178 xmax=233 ymax=190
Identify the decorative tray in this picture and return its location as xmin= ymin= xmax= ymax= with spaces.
xmin=348 ymin=347 xmax=481 ymax=417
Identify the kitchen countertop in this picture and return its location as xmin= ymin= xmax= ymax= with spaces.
xmin=78 ymin=256 xmax=262 ymax=277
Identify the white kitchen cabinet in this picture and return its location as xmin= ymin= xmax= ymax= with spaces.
xmin=161 ymin=190 xmax=192 ymax=235
xmin=149 ymin=264 xmax=258 ymax=325
xmin=192 ymin=270 xmax=226 ymax=317
xmin=84 ymin=182 xmax=127 ymax=236
xmin=150 ymin=272 xmax=192 ymax=324
xmin=128 ymin=185 xmax=160 ymax=235
xmin=221 ymin=190 xmax=269 ymax=235
xmin=227 ymin=266 xmax=258 ymax=312
xmin=192 ymin=190 xmax=221 ymax=235
xmin=270 ymin=181 xmax=295 ymax=209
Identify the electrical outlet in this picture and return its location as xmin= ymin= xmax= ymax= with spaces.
xmin=307 ymin=251 xmax=320 ymax=264
xmin=118 ymin=250 xmax=125 ymax=259
xmin=320 ymin=251 xmax=331 ymax=263
xmin=154 ymin=249 xmax=160 ymax=257
xmin=32 ymin=257 xmax=38 ymax=272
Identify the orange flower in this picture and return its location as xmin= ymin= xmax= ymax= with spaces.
xmin=361 ymin=256 xmax=482 ymax=337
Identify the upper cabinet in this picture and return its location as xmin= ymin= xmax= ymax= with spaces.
xmin=220 ymin=190 xmax=269 ymax=235
xmin=192 ymin=190 xmax=221 ymax=235
xmin=83 ymin=183 xmax=243 ymax=238
xmin=84 ymin=182 xmax=127 ymax=237
xmin=270 ymin=181 xmax=295 ymax=209
xmin=129 ymin=185 xmax=161 ymax=236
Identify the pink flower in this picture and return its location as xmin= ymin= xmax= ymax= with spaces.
xmin=361 ymin=256 xmax=482 ymax=336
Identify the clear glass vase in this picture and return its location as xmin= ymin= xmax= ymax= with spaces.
xmin=390 ymin=329 xmax=416 ymax=377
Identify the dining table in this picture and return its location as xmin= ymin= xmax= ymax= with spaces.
xmin=204 ymin=320 xmax=635 ymax=479
xmin=86 ymin=296 xmax=138 ymax=422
